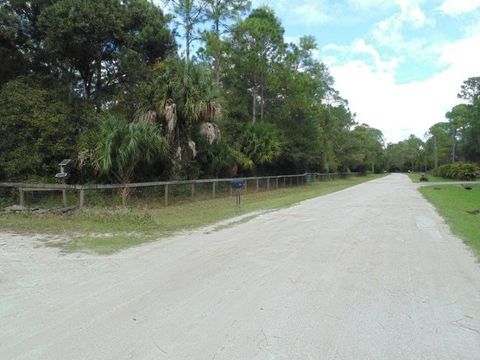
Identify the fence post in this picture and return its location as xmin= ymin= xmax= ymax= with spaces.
xmin=276 ymin=177 xmax=279 ymax=189
xmin=191 ymin=183 xmax=195 ymax=200
xmin=284 ymin=177 xmax=286 ymax=187
xmin=245 ymin=180 xmax=248 ymax=193
xmin=79 ymin=189 xmax=85 ymax=209
xmin=256 ymin=179 xmax=259 ymax=192
xmin=62 ymin=189 xmax=67 ymax=207
xmin=212 ymin=181 xmax=216 ymax=198
xmin=164 ymin=184 xmax=169 ymax=206
xmin=19 ymin=188 xmax=24 ymax=207
xmin=267 ymin=178 xmax=270 ymax=191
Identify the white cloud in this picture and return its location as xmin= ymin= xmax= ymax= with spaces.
xmin=370 ymin=0 xmax=432 ymax=50
xmin=323 ymin=39 xmax=400 ymax=73
xmin=438 ymin=0 xmax=480 ymax=15
xmin=326 ymin=33 xmax=480 ymax=143
xmin=293 ymin=3 xmax=330 ymax=25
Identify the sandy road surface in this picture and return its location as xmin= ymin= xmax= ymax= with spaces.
xmin=1 ymin=174 xmax=480 ymax=359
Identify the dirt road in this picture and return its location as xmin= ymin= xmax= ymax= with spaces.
xmin=1 ymin=174 xmax=479 ymax=359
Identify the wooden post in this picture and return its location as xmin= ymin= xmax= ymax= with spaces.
xmin=79 ymin=189 xmax=85 ymax=209
xmin=191 ymin=183 xmax=195 ymax=200
xmin=212 ymin=181 xmax=216 ymax=198
xmin=284 ymin=177 xmax=286 ymax=187
xmin=267 ymin=178 xmax=270 ymax=191
xmin=62 ymin=189 xmax=67 ymax=207
xmin=256 ymin=179 xmax=259 ymax=192
xmin=19 ymin=188 xmax=24 ymax=207
xmin=276 ymin=177 xmax=279 ymax=189
xmin=164 ymin=184 xmax=169 ymax=206
xmin=245 ymin=180 xmax=248 ymax=193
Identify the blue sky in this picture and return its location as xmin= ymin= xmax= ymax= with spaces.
xmin=251 ymin=0 xmax=480 ymax=142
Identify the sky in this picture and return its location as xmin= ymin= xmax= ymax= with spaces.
xmin=249 ymin=0 xmax=480 ymax=143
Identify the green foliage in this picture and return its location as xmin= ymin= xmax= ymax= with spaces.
xmin=1 ymin=3 xmax=388 ymax=183
xmin=386 ymin=135 xmax=425 ymax=172
xmin=0 ymin=76 xmax=90 ymax=180
xmin=226 ymin=122 xmax=281 ymax=171
xmin=93 ymin=114 xmax=167 ymax=184
xmin=37 ymin=0 xmax=174 ymax=105
xmin=433 ymin=163 xmax=478 ymax=181
xmin=227 ymin=6 xmax=285 ymax=122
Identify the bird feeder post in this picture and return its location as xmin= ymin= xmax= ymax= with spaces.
xmin=164 ymin=184 xmax=169 ymax=207
xmin=79 ymin=189 xmax=85 ymax=209
xmin=19 ymin=188 xmax=25 ymax=207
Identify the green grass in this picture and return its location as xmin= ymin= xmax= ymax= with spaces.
xmin=0 ymin=174 xmax=383 ymax=254
xmin=420 ymin=184 xmax=480 ymax=257
xmin=408 ymin=172 xmax=456 ymax=183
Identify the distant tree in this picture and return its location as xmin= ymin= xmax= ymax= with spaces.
xmin=425 ymin=122 xmax=451 ymax=169
xmin=203 ymin=0 xmax=250 ymax=82
xmin=445 ymin=104 xmax=470 ymax=163
xmin=457 ymin=76 xmax=480 ymax=162
xmin=164 ymin=0 xmax=207 ymax=63
xmin=458 ymin=77 xmax=480 ymax=104
xmin=228 ymin=7 xmax=285 ymax=122
xmin=386 ymin=135 xmax=424 ymax=172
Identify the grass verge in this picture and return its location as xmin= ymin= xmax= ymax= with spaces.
xmin=420 ymin=184 xmax=480 ymax=257
xmin=0 ymin=174 xmax=384 ymax=254
xmin=408 ymin=172 xmax=456 ymax=183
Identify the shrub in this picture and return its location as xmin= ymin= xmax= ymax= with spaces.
xmin=433 ymin=163 xmax=478 ymax=180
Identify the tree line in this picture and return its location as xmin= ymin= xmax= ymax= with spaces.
xmin=0 ymin=0 xmax=409 ymax=184
xmin=386 ymin=76 xmax=480 ymax=172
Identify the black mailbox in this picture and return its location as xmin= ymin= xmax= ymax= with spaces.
xmin=230 ymin=178 xmax=246 ymax=211
xmin=230 ymin=178 xmax=246 ymax=189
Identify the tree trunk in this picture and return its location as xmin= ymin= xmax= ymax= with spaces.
xmin=214 ymin=19 xmax=221 ymax=83
xmin=94 ymin=53 xmax=102 ymax=111
xmin=260 ymin=79 xmax=264 ymax=121
xmin=121 ymin=186 xmax=129 ymax=207
xmin=186 ymin=29 xmax=190 ymax=64
xmin=451 ymin=129 xmax=456 ymax=163
xmin=252 ymin=84 xmax=256 ymax=123
xmin=121 ymin=171 xmax=132 ymax=207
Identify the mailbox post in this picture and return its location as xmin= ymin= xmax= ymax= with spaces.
xmin=230 ymin=179 xmax=246 ymax=211
xmin=55 ymin=159 xmax=72 ymax=207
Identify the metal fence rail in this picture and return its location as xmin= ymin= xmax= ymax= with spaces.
xmin=0 ymin=172 xmax=360 ymax=209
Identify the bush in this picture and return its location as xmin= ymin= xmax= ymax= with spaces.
xmin=0 ymin=76 xmax=93 ymax=181
xmin=433 ymin=163 xmax=478 ymax=180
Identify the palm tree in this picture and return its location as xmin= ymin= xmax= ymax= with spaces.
xmin=228 ymin=122 xmax=281 ymax=172
xmin=93 ymin=114 xmax=167 ymax=206
xmin=137 ymin=60 xmax=223 ymax=177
